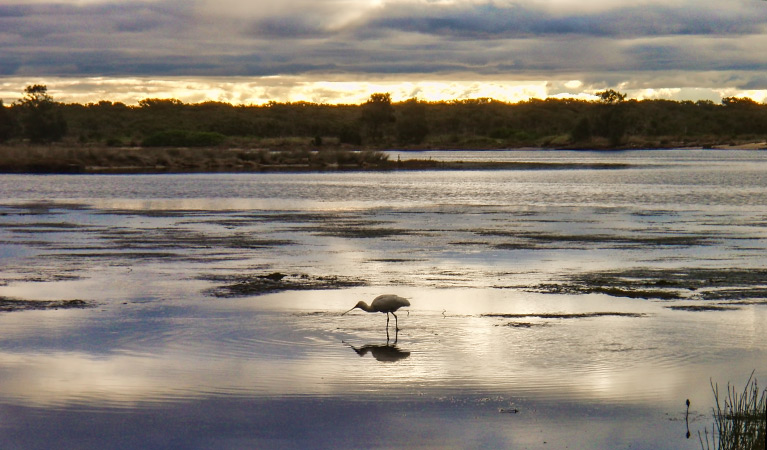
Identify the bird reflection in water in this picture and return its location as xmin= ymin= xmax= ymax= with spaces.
xmin=344 ymin=341 xmax=411 ymax=362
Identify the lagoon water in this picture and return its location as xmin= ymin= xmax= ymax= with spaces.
xmin=1 ymin=150 xmax=766 ymax=449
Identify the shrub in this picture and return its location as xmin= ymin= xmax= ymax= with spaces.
xmin=338 ymin=125 xmax=362 ymax=145
xmin=142 ymin=130 xmax=226 ymax=147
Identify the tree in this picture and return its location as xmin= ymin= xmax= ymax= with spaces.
xmin=0 ymin=100 xmax=16 ymax=142
xmin=338 ymin=124 xmax=363 ymax=145
xmin=596 ymin=89 xmax=627 ymax=104
xmin=138 ymin=98 xmax=184 ymax=109
xmin=570 ymin=116 xmax=592 ymax=142
xmin=15 ymin=84 xmax=67 ymax=143
xmin=396 ymin=98 xmax=429 ymax=144
xmin=721 ymin=96 xmax=758 ymax=108
xmin=361 ymin=93 xmax=395 ymax=142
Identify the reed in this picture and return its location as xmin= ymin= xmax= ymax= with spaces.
xmin=699 ymin=371 xmax=766 ymax=450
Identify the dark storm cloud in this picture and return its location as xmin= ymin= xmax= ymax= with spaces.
xmin=367 ymin=2 xmax=767 ymax=39
xmin=0 ymin=1 xmax=191 ymax=38
xmin=248 ymin=16 xmax=332 ymax=38
xmin=738 ymin=76 xmax=767 ymax=90
xmin=1 ymin=0 xmax=766 ymax=83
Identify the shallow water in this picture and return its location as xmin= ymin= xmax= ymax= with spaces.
xmin=1 ymin=150 xmax=766 ymax=449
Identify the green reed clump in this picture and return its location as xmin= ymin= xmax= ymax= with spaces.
xmin=699 ymin=371 xmax=766 ymax=450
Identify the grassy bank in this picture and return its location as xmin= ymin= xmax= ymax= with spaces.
xmin=0 ymin=145 xmax=410 ymax=173
xmin=0 ymin=145 xmax=648 ymax=174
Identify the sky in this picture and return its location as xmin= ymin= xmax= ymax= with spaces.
xmin=2 ymin=0 xmax=767 ymax=105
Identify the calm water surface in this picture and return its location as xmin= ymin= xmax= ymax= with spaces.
xmin=1 ymin=150 xmax=766 ymax=449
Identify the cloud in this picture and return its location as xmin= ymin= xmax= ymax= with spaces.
xmin=248 ymin=16 xmax=331 ymax=39
xmin=2 ymin=72 xmax=765 ymax=107
xmin=367 ymin=1 xmax=767 ymax=39
xmin=1 ymin=0 xmax=766 ymax=102
xmin=3 ymin=1 xmax=767 ymax=75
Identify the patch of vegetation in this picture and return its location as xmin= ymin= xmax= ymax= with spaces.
xmin=3 ymin=85 xmax=767 ymax=160
xmin=594 ymin=286 xmax=684 ymax=300
xmin=493 ymin=242 xmax=541 ymax=250
xmin=0 ymin=202 xmax=90 ymax=216
xmin=0 ymin=297 xmax=91 ymax=312
xmin=246 ymin=212 xmax=347 ymax=224
xmin=532 ymin=283 xmax=684 ymax=300
xmin=482 ymin=230 xmax=710 ymax=250
xmin=368 ymin=258 xmax=424 ymax=263
xmin=310 ymin=226 xmax=415 ymax=239
xmin=0 ymin=221 xmax=94 ymax=234
xmin=483 ymin=312 xmax=646 ymax=319
xmin=699 ymin=288 xmax=767 ymax=302
xmin=0 ymin=267 xmax=83 ymax=285
xmin=50 ymin=251 xmax=181 ymax=260
xmin=202 ymin=272 xmax=367 ymax=297
xmin=700 ymin=371 xmax=766 ymax=450
xmin=500 ymin=322 xmax=549 ymax=328
xmin=0 ymin=146 xmax=397 ymax=174
xmin=719 ymin=300 xmax=767 ymax=306
xmin=13 ymin=85 xmax=67 ymax=143
xmin=142 ymin=130 xmax=226 ymax=147
xmin=529 ymin=268 xmax=767 ymax=302
xmin=666 ymin=305 xmax=740 ymax=312
xmin=100 ymin=228 xmax=293 ymax=250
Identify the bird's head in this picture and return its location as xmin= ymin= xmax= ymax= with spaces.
xmin=341 ymin=301 xmax=366 ymax=315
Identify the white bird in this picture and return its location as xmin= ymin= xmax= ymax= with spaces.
xmin=342 ymin=294 xmax=410 ymax=330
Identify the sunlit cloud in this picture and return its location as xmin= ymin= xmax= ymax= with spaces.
xmin=2 ymin=75 xmax=766 ymax=106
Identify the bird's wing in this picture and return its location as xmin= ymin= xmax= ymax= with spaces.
xmin=372 ymin=294 xmax=410 ymax=310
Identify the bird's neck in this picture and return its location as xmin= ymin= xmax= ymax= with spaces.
xmin=357 ymin=302 xmax=374 ymax=312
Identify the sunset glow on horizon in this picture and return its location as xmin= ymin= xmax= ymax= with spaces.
xmin=2 ymin=75 xmax=766 ymax=106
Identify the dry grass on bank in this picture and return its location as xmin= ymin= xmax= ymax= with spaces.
xmin=0 ymin=146 xmax=394 ymax=173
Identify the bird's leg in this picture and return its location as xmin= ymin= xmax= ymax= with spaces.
xmin=392 ymin=311 xmax=399 ymax=331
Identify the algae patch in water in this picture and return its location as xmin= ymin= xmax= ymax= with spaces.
xmin=501 ymin=322 xmax=549 ymax=328
xmin=483 ymin=312 xmax=646 ymax=328
xmin=483 ymin=312 xmax=646 ymax=319
xmin=666 ymin=305 xmax=740 ymax=312
xmin=528 ymin=268 xmax=767 ymax=303
xmin=0 ymin=297 xmax=91 ymax=312
xmin=202 ymin=272 xmax=367 ymax=297
xmin=478 ymin=230 xmax=711 ymax=250
xmin=532 ymin=283 xmax=683 ymax=300
xmin=0 ymin=266 xmax=83 ymax=285
xmin=101 ymin=227 xmax=293 ymax=250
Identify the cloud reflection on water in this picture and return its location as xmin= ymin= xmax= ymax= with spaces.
xmin=2 ymin=151 xmax=767 ymax=448
xmin=0 ymin=287 xmax=764 ymax=412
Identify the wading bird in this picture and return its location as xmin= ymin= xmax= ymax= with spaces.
xmin=342 ymin=294 xmax=410 ymax=331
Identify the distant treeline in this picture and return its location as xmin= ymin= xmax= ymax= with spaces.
xmin=2 ymin=86 xmax=767 ymax=149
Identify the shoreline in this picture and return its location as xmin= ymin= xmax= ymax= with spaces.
xmin=1 ymin=143 xmax=764 ymax=175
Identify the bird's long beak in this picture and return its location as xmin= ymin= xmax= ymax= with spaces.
xmin=341 ymin=307 xmax=355 ymax=316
